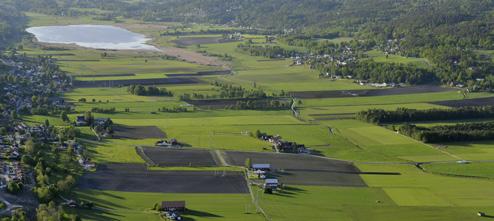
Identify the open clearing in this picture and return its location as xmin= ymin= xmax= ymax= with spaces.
xmin=112 ymin=125 xmax=166 ymax=139
xmin=140 ymin=147 xmax=218 ymax=167
xmin=78 ymin=163 xmax=249 ymax=193
xmin=290 ymin=85 xmax=456 ymax=99
xmin=225 ymin=151 xmax=368 ymax=186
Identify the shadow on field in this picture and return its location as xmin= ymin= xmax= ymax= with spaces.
xmin=186 ymin=209 xmax=223 ymax=218
xmin=75 ymin=191 xmax=127 ymax=221
xmin=276 ymin=186 xmax=307 ymax=198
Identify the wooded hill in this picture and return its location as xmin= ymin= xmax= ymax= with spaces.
xmin=0 ymin=1 xmax=26 ymax=49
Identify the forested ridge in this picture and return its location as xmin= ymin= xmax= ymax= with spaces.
xmin=0 ymin=2 xmax=26 ymax=49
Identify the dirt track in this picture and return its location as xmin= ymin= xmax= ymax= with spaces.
xmin=161 ymin=47 xmax=226 ymax=66
xmin=290 ymin=85 xmax=457 ymax=99
xmin=78 ymin=163 xmax=249 ymax=193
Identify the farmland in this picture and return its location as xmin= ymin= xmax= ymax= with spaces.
xmin=11 ymin=10 xmax=494 ymax=221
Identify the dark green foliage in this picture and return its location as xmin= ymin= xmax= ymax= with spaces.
xmin=127 ymin=85 xmax=172 ymax=97
xmin=213 ymin=81 xmax=268 ymax=99
xmin=357 ymin=106 xmax=494 ymax=124
xmin=229 ymin=99 xmax=291 ymax=110
xmin=90 ymin=107 xmax=116 ymax=114
xmin=237 ymin=43 xmax=301 ymax=59
xmin=399 ymin=122 xmax=494 ymax=143
xmin=0 ymin=1 xmax=26 ymax=49
xmin=322 ymin=61 xmax=437 ymax=84
xmin=158 ymin=107 xmax=189 ymax=113
xmin=6 ymin=181 xmax=22 ymax=194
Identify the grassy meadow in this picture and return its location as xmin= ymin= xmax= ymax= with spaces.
xmin=21 ymin=13 xmax=494 ymax=221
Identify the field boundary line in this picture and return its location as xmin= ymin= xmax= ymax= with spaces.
xmin=416 ymin=163 xmax=494 ymax=180
xmin=135 ymin=146 xmax=157 ymax=166
xmin=392 ymin=130 xmax=463 ymax=160
xmin=244 ymin=170 xmax=271 ymax=221
xmin=211 ymin=150 xmax=229 ymax=166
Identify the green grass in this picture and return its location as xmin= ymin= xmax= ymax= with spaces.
xmin=358 ymin=163 xmax=494 ymax=208
xmin=195 ymin=42 xmax=372 ymax=92
xmin=422 ymin=162 xmax=494 ymax=179
xmin=366 ymin=49 xmax=431 ymax=69
xmin=255 ymin=185 xmax=395 ymax=221
xmin=20 ymin=47 xmax=217 ymax=78
xmin=74 ymin=190 xmax=263 ymax=221
xmin=24 ymin=13 xmax=494 ymax=221
xmin=440 ymin=141 xmax=494 ymax=161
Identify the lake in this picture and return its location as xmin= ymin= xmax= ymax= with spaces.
xmin=26 ymin=25 xmax=158 ymax=51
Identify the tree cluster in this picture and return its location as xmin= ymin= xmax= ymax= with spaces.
xmin=127 ymin=85 xmax=173 ymax=96
xmin=399 ymin=122 xmax=494 ymax=143
xmin=357 ymin=107 xmax=494 ymax=124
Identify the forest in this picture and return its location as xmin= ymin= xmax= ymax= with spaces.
xmin=399 ymin=123 xmax=494 ymax=143
xmin=357 ymin=107 xmax=494 ymax=124
xmin=0 ymin=2 xmax=26 ymax=49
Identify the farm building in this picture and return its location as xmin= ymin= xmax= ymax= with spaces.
xmin=161 ymin=201 xmax=186 ymax=212
xmin=251 ymin=164 xmax=271 ymax=171
xmin=75 ymin=116 xmax=87 ymax=126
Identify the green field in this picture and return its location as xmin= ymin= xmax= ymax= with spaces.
xmin=422 ymin=162 xmax=494 ymax=179
xmin=21 ymin=12 xmax=494 ymax=221
xmin=366 ymin=49 xmax=431 ymax=69
xmin=74 ymin=190 xmax=263 ymax=221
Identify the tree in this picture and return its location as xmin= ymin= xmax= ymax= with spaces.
xmin=24 ymin=139 xmax=38 ymax=155
xmin=244 ymin=158 xmax=251 ymax=169
xmin=10 ymin=208 xmax=27 ymax=221
xmin=84 ymin=111 xmax=94 ymax=125
xmin=60 ymin=111 xmax=69 ymax=122
xmin=7 ymin=181 xmax=22 ymax=194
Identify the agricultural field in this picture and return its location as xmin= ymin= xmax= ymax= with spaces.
xmin=366 ymin=49 xmax=431 ymax=69
xmin=17 ymin=11 xmax=494 ymax=221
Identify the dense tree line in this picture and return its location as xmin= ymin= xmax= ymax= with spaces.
xmin=321 ymin=61 xmax=436 ymax=84
xmin=0 ymin=1 xmax=26 ymax=49
xmin=237 ymin=43 xmax=301 ymax=59
xmin=228 ymin=99 xmax=291 ymax=110
xmin=213 ymin=81 xmax=268 ymax=99
xmin=127 ymin=85 xmax=173 ymax=96
xmin=357 ymin=107 xmax=494 ymax=124
xmin=399 ymin=123 xmax=494 ymax=143
xmin=90 ymin=107 xmax=116 ymax=114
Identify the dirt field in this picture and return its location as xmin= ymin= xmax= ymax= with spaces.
xmin=224 ymin=151 xmax=367 ymax=186
xmin=78 ymin=163 xmax=249 ymax=193
xmin=431 ymin=96 xmax=494 ymax=107
xmin=309 ymin=113 xmax=356 ymax=120
xmin=140 ymin=147 xmax=218 ymax=167
xmin=165 ymin=70 xmax=231 ymax=77
xmin=173 ymin=37 xmax=239 ymax=47
xmin=73 ymin=77 xmax=202 ymax=88
xmin=161 ymin=47 xmax=226 ymax=66
xmin=290 ymin=85 xmax=457 ymax=99
xmin=112 ymin=125 xmax=166 ymax=139
xmin=72 ymin=73 xmax=135 ymax=78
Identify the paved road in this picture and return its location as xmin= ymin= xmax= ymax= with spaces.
xmin=0 ymin=194 xmax=23 ymax=217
